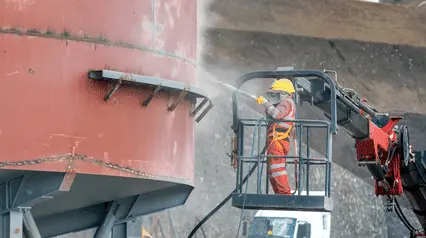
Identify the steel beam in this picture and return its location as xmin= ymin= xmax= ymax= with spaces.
xmin=36 ymin=203 xmax=105 ymax=237
xmin=111 ymin=223 xmax=127 ymax=238
xmin=87 ymin=70 xmax=208 ymax=102
xmin=94 ymin=202 xmax=119 ymax=238
xmin=0 ymin=172 xmax=74 ymax=238
xmin=87 ymin=70 xmax=213 ymax=123
xmin=0 ymin=172 xmax=75 ymax=215
xmin=126 ymin=184 xmax=192 ymax=218
xmin=0 ymin=210 xmax=24 ymax=238
xmin=22 ymin=209 xmax=41 ymax=238
xmin=35 ymin=184 xmax=191 ymax=237
xmin=13 ymin=172 xmax=72 ymax=208
xmin=9 ymin=210 xmax=23 ymax=238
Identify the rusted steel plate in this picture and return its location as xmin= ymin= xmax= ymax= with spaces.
xmin=0 ymin=0 xmax=197 ymax=185
xmin=0 ymin=0 xmax=197 ymax=64
xmin=0 ymin=35 xmax=195 ymax=184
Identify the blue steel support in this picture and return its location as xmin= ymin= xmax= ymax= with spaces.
xmin=1 ymin=210 xmax=24 ymax=238
xmin=125 ymin=185 xmax=191 ymax=218
xmin=0 ymin=170 xmax=191 ymax=238
xmin=23 ymin=209 xmax=41 ymax=238
xmin=35 ymin=184 xmax=191 ymax=237
xmin=122 ymin=218 xmax=144 ymax=238
xmin=0 ymin=208 xmax=40 ymax=238
xmin=10 ymin=172 xmax=74 ymax=210
xmin=36 ymin=203 xmax=106 ymax=237
xmin=10 ymin=176 xmax=25 ymax=209
xmin=94 ymin=201 xmax=119 ymax=238
xmin=111 ymin=223 xmax=127 ymax=238
xmin=0 ymin=172 xmax=74 ymax=238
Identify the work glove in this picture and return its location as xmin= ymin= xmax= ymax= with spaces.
xmin=256 ymin=96 xmax=267 ymax=105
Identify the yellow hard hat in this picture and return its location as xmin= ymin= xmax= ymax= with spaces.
xmin=270 ymin=78 xmax=295 ymax=94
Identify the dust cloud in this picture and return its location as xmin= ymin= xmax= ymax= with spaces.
xmin=195 ymin=0 xmax=272 ymax=135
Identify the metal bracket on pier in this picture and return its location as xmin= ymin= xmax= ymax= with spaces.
xmin=88 ymin=70 xmax=213 ymax=123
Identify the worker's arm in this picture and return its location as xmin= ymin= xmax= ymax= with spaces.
xmin=264 ymin=100 xmax=291 ymax=119
xmin=256 ymin=96 xmax=292 ymax=120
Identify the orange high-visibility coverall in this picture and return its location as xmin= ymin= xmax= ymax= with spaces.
xmin=263 ymin=96 xmax=296 ymax=195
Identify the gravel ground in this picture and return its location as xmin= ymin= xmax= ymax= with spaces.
xmin=205 ymin=0 xmax=426 ymax=48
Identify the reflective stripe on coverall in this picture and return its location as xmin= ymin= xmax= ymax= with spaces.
xmin=264 ymin=96 xmax=295 ymax=195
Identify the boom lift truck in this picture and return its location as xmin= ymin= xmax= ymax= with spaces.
xmin=229 ymin=68 xmax=426 ymax=237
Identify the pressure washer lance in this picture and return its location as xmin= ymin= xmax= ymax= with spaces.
xmin=216 ymin=81 xmax=258 ymax=99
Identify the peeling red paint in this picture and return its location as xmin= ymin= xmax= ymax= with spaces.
xmin=156 ymin=0 xmax=197 ymax=60
xmin=0 ymin=0 xmax=197 ymax=62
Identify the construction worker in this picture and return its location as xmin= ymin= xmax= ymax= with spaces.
xmin=256 ymin=78 xmax=296 ymax=195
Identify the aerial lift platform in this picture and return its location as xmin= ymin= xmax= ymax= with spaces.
xmin=229 ymin=67 xmax=426 ymax=237
xmin=230 ymin=67 xmax=334 ymax=213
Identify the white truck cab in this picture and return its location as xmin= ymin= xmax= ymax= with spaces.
xmin=244 ymin=191 xmax=331 ymax=238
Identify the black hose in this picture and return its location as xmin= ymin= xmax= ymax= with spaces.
xmin=387 ymin=193 xmax=417 ymax=236
xmin=384 ymin=141 xmax=418 ymax=234
xmin=395 ymin=203 xmax=413 ymax=231
xmin=395 ymin=197 xmax=417 ymax=232
xmin=385 ymin=142 xmax=398 ymax=165
xmin=186 ymin=147 xmax=267 ymax=238
xmin=382 ymin=144 xmax=398 ymax=176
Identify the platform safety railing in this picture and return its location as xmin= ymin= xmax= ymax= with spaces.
xmin=234 ymin=117 xmax=332 ymax=198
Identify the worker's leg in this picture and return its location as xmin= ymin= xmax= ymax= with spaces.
xmin=267 ymin=139 xmax=291 ymax=195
